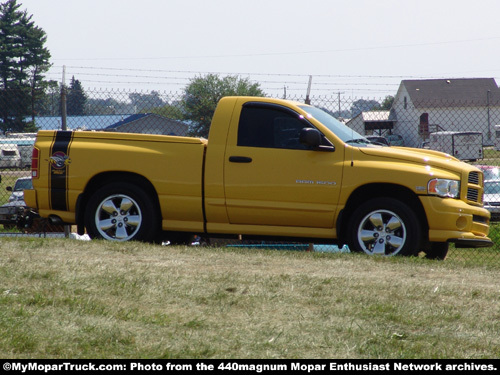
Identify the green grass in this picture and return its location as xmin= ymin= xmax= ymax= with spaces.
xmin=0 ymin=238 xmax=499 ymax=359
xmin=481 ymin=147 xmax=500 ymax=163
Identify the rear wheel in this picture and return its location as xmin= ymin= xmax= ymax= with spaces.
xmin=85 ymin=182 xmax=160 ymax=242
xmin=347 ymin=198 xmax=421 ymax=256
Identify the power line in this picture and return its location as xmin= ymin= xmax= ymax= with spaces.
xmin=50 ymin=36 xmax=500 ymax=62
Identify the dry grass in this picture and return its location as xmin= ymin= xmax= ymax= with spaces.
xmin=0 ymin=237 xmax=499 ymax=359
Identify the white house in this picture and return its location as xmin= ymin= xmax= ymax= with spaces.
xmin=391 ymin=78 xmax=500 ymax=147
xmin=346 ymin=110 xmax=397 ymax=137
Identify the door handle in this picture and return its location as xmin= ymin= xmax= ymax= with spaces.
xmin=229 ymin=156 xmax=253 ymax=163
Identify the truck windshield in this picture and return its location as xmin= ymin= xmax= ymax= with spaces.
xmin=298 ymin=105 xmax=368 ymax=144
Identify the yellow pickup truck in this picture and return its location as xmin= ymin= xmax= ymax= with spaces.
xmin=25 ymin=96 xmax=492 ymax=258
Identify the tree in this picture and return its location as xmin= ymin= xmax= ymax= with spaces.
xmin=67 ymin=76 xmax=87 ymax=115
xmin=350 ymin=99 xmax=380 ymax=118
xmin=129 ymin=91 xmax=165 ymax=113
xmin=182 ymin=74 xmax=265 ymax=137
xmin=379 ymin=95 xmax=395 ymax=110
xmin=0 ymin=0 xmax=51 ymax=132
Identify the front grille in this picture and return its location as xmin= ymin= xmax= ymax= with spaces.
xmin=468 ymin=171 xmax=480 ymax=185
xmin=465 ymin=171 xmax=483 ymax=205
xmin=467 ymin=188 xmax=479 ymax=203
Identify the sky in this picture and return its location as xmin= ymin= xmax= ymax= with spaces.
xmin=16 ymin=0 xmax=500 ymax=98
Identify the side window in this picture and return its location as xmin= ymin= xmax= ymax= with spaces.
xmin=237 ymin=105 xmax=311 ymax=150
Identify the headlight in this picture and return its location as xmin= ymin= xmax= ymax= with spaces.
xmin=428 ymin=178 xmax=460 ymax=198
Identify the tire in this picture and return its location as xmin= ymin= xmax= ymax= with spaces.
xmin=424 ymin=242 xmax=449 ymax=260
xmin=85 ymin=182 xmax=160 ymax=242
xmin=347 ymin=197 xmax=421 ymax=256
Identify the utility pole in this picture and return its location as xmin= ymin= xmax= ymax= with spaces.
xmin=305 ymin=75 xmax=312 ymax=104
xmin=336 ymin=91 xmax=345 ymax=117
xmin=487 ymin=90 xmax=491 ymax=143
xmin=61 ymin=65 xmax=67 ymax=131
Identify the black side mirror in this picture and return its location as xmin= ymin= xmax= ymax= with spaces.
xmin=299 ymin=128 xmax=322 ymax=148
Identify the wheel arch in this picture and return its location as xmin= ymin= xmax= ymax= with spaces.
xmin=76 ymin=172 xmax=161 ymax=232
xmin=337 ymin=183 xmax=428 ymax=245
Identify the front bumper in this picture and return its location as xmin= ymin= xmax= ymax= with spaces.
xmin=0 ymin=204 xmax=26 ymax=225
xmin=419 ymin=196 xmax=492 ymax=248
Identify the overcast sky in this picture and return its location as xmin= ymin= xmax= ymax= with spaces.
xmin=17 ymin=0 xmax=500 ymax=97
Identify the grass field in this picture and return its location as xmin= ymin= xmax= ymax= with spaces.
xmin=0 ymin=237 xmax=499 ymax=359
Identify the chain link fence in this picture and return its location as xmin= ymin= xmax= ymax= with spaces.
xmin=1 ymin=85 xmax=499 ymax=263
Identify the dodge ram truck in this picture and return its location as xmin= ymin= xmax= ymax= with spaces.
xmin=24 ymin=96 xmax=493 ymax=258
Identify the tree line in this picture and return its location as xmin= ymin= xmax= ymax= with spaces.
xmin=0 ymin=1 xmax=265 ymax=137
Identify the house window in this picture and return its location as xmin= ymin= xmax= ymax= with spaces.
xmin=404 ymin=96 xmax=407 ymax=109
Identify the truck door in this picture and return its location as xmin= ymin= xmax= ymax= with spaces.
xmin=223 ymin=102 xmax=343 ymax=229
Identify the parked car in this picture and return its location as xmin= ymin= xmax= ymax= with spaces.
xmin=483 ymin=180 xmax=500 ymax=221
xmin=387 ymin=134 xmax=405 ymax=146
xmin=6 ymin=177 xmax=32 ymax=203
xmin=1 ymin=177 xmax=32 ymax=229
xmin=475 ymin=165 xmax=500 ymax=181
xmin=0 ymin=201 xmax=28 ymax=229
xmin=365 ymin=136 xmax=389 ymax=146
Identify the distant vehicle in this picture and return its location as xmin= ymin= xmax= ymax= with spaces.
xmin=495 ymin=125 xmax=500 ymax=151
xmin=1 ymin=177 xmax=33 ymax=229
xmin=387 ymin=134 xmax=405 ymax=146
xmin=0 ymin=144 xmax=22 ymax=169
xmin=6 ymin=177 xmax=33 ymax=203
xmin=476 ymin=165 xmax=500 ymax=181
xmin=428 ymin=131 xmax=483 ymax=161
xmin=0 ymin=201 xmax=27 ymax=229
xmin=0 ymin=137 xmax=35 ymax=169
xmin=483 ymin=180 xmax=500 ymax=221
xmin=365 ymin=136 xmax=389 ymax=146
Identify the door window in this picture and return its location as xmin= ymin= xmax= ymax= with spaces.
xmin=237 ymin=105 xmax=312 ymax=150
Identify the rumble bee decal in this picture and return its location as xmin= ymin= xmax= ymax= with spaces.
xmin=50 ymin=151 xmax=71 ymax=174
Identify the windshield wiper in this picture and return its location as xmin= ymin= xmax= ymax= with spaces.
xmin=346 ymin=138 xmax=369 ymax=144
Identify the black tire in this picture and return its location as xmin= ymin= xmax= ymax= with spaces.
xmin=85 ymin=182 xmax=160 ymax=242
xmin=347 ymin=197 xmax=421 ymax=256
xmin=424 ymin=242 xmax=449 ymax=260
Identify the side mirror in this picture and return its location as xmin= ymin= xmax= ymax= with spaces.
xmin=299 ymin=128 xmax=322 ymax=148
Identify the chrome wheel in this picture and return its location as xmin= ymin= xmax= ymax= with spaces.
xmin=95 ymin=194 xmax=142 ymax=241
xmin=357 ymin=209 xmax=406 ymax=256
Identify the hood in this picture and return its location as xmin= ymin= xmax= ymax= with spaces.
xmin=357 ymin=145 xmax=474 ymax=174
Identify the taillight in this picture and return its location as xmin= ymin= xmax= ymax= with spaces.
xmin=31 ymin=147 xmax=40 ymax=179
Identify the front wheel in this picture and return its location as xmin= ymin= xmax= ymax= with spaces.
xmin=347 ymin=198 xmax=421 ymax=256
xmin=85 ymin=182 xmax=160 ymax=242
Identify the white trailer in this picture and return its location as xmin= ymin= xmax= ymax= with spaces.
xmin=495 ymin=125 xmax=500 ymax=151
xmin=428 ymin=131 xmax=483 ymax=161
xmin=0 ymin=144 xmax=22 ymax=169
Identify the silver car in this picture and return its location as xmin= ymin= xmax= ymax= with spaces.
xmin=6 ymin=177 xmax=33 ymax=203
xmin=483 ymin=180 xmax=500 ymax=221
